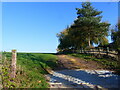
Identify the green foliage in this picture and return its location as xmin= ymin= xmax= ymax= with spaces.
xmin=111 ymin=20 xmax=120 ymax=74
xmin=112 ymin=20 xmax=120 ymax=51
xmin=2 ymin=52 xmax=58 ymax=88
xmin=2 ymin=53 xmax=13 ymax=88
xmin=57 ymin=2 xmax=110 ymax=52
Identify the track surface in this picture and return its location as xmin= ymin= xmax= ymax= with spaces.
xmin=46 ymin=55 xmax=120 ymax=89
xmin=56 ymin=55 xmax=104 ymax=70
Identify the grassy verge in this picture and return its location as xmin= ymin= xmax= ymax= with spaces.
xmin=69 ymin=53 xmax=118 ymax=70
xmin=2 ymin=52 xmax=58 ymax=88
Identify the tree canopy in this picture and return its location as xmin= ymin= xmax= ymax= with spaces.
xmin=57 ymin=2 xmax=110 ymax=52
xmin=112 ymin=20 xmax=120 ymax=51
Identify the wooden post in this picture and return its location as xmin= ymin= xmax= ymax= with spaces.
xmin=11 ymin=50 xmax=17 ymax=78
xmin=98 ymin=47 xmax=101 ymax=58
xmin=81 ymin=48 xmax=83 ymax=53
xmin=106 ymin=47 xmax=109 ymax=56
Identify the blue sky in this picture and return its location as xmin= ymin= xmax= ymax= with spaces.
xmin=2 ymin=2 xmax=118 ymax=53
xmin=0 ymin=2 xmax=2 ymax=52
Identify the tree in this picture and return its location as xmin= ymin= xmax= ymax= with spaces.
xmin=112 ymin=20 xmax=120 ymax=50
xmin=57 ymin=2 xmax=110 ymax=52
xmin=57 ymin=27 xmax=72 ymax=52
xmin=73 ymin=2 xmax=110 ymax=47
xmin=111 ymin=20 xmax=120 ymax=74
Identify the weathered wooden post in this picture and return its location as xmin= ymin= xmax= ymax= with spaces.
xmin=106 ymin=47 xmax=109 ymax=56
xmin=93 ymin=48 xmax=95 ymax=55
xmin=98 ymin=47 xmax=101 ymax=58
xmin=10 ymin=50 xmax=17 ymax=78
xmin=81 ymin=48 xmax=83 ymax=53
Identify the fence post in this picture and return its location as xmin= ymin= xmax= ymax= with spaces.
xmin=98 ymin=47 xmax=101 ymax=58
xmin=91 ymin=48 xmax=93 ymax=55
xmin=10 ymin=50 xmax=17 ymax=79
xmin=106 ymin=47 xmax=109 ymax=55
xmin=81 ymin=48 xmax=83 ymax=53
xmin=80 ymin=49 xmax=82 ymax=53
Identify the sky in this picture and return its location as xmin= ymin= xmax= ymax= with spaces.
xmin=0 ymin=2 xmax=2 ymax=52
xmin=2 ymin=2 xmax=118 ymax=53
xmin=1 ymin=0 xmax=120 ymax=2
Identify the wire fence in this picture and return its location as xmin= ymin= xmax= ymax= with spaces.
xmin=77 ymin=47 xmax=118 ymax=60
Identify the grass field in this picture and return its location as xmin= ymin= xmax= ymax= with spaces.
xmin=2 ymin=52 xmax=58 ymax=88
xmin=2 ymin=52 xmax=119 ymax=88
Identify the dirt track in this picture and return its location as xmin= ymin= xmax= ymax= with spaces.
xmin=46 ymin=55 xmax=120 ymax=89
xmin=56 ymin=55 xmax=105 ymax=70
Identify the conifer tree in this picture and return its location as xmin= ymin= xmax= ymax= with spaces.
xmin=57 ymin=2 xmax=110 ymax=52
xmin=73 ymin=2 xmax=110 ymax=47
